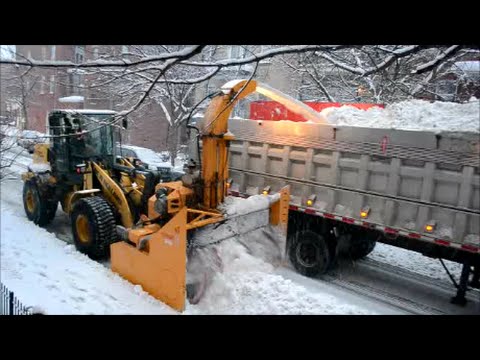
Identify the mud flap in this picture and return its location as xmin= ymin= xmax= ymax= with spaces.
xmin=111 ymin=208 xmax=188 ymax=312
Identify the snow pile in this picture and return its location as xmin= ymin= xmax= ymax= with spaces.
xmin=186 ymin=194 xmax=374 ymax=314
xmin=191 ymin=194 xmax=280 ymax=247
xmin=0 ymin=208 xmax=175 ymax=315
xmin=319 ymin=98 xmax=480 ymax=133
xmin=186 ymin=240 xmax=374 ymax=315
xmin=219 ymin=193 xmax=277 ymax=216
xmin=368 ymin=243 xmax=461 ymax=283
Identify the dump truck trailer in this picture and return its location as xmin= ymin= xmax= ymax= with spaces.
xmin=223 ymin=117 xmax=480 ymax=305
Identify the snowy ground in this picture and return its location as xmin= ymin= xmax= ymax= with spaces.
xmin=1 ymin=208 xmax=176 ymax=315
xmin=368 ymin=243 xmax=461 ymax=283
xmin=0 ymin=199 xmax=375 ymax=315
xmin=319 ymin=98 xmax=480 ymax=133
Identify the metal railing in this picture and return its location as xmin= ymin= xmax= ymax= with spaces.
xmin=1 ymin=283 xmax=33 ymax=315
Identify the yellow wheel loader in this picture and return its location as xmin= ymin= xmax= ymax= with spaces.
xmin=22 ymin=80 xmax=302 ymax=312
xmin=22 ymin=109 xmax=179 ymax=259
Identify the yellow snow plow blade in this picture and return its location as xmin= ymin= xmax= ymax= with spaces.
xmin=111 ymin=208 xmax=188 ymax=312
xmin=110 ymin=186 xmax=290 ymax=312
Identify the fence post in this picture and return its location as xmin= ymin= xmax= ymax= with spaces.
xmin=9 ymin=291 xmax=14 ymax=315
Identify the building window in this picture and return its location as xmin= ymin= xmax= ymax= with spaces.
xmin=40 ymin=76 xmax=46 ymax=94
xmin=27 ymin=50 xmax=32 ymax=59
xmin=74 ymin=46 xmax=85 ymax=63
xmin=50 ymin=45 xmax=56 ymax=60
xmin=121 ymin=45 xmax=128 ymax=54
xmin=42 ymin=46 xmax=47 ymax=60
xmin=49 ymin=75 xmax=55 ymax=94
xmin=76 ymin=52 xmax=84 ymax=63
xmin=69 ymin=73 xmax=82 ymax=95
xmin=436 ymin=79 xmax=457 ymax=101
xmin=93 ymin=47 xmax=99 ymax=59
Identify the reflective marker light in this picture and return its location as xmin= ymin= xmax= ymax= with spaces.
xmin=262 ymin=186 xmax=271 ymax=195
xmin=306 ymin=194 xmax=317 ymax=207
xmin=360 ymin=206 xmax=371 ymax=219
xmin=424 ymin=220 xmax=436 ymax=233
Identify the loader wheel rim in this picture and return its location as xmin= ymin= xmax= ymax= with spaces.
xmin=76 ymin=215 xmax=91 ymax=244
xmin=26 ymin=189 xmax=35 ymax=213
xmin=296 ymin=242 xmax=319 ymax=268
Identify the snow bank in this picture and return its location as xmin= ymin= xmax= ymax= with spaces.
xmin=0 ymin=208 xmax=175 ymax=315
xmin=319 ymin=99 xmax=480 ymax=133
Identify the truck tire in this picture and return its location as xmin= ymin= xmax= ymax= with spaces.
xmin=289 ymin=230 xmax=330 ymax=277
xmin=347 ymin=229 xmax=378 ymax=260
xmin=71 ymin=196 xmax=117 ymax=260
xmin=23 ymin=179 xmax=57 ymax=226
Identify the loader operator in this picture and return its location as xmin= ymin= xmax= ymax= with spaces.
xmin=70 ymin=121 xmax=97 ymax=159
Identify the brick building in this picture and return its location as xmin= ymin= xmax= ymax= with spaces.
xmin=10 ymin=45 xmax=171 ymax=151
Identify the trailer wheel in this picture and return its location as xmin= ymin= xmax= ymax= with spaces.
xmin=71 ymin=196 xmax=117 ymax=260
xmin=23 ymin=179 xmax=57 ymax=226
xmin=347 ymin=229 xmax=378 ymax=260
xmin=289 ymin=230 xmax=330 ymax=277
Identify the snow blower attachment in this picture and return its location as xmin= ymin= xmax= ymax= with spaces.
xmin=110 ymin=79 xmax=291 ymax=312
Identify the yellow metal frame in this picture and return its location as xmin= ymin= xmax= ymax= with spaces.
xmin=92 ymin=162 xmax=134 ymax=228
xmin=186 ymin=208 xmax=223 ymax=230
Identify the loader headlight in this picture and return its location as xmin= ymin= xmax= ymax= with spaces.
xmin=262 ymin=186 xmax=271 ymax=195
xmin=75 ymin=163 xmax=86 ymax=174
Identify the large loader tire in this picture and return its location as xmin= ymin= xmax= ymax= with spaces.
xmin=71 ymin=197 xmax=117 ymax=260
xmin=289 ymin=230 xmax=330 ymax=277
xmin=23 ymin=179 xmax=57 ymax=226
xmin=347 ymin=229 xmax=378 ymax=260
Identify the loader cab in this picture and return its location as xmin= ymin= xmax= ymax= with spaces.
xmin=48 ymin=110 xmax=119 ymax=182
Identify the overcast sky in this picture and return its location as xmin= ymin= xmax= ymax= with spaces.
xmin=0 ymin=45 xmax=16 ymax=60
